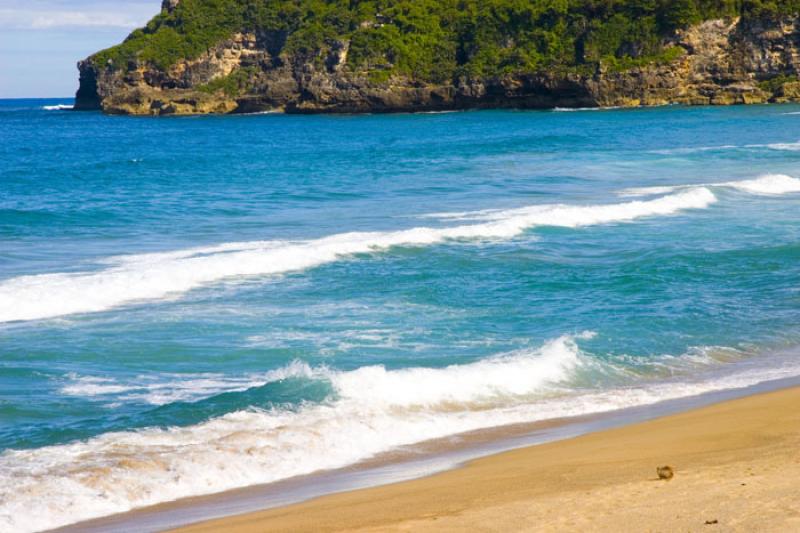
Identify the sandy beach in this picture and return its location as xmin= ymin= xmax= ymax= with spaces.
xmin=177 ymin=386 xmax=800 ymax=533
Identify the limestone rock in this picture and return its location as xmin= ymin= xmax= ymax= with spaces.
xmin=76 ymin=17 xmax=800 ymax=116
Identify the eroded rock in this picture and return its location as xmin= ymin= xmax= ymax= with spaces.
xmin=75 ymin=17 xmax=800 ymax=115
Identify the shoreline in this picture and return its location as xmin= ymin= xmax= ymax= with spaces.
xmin=176 ymin=383 xmax=800 ymax=533
xmin=55 ymin=373 xmax=800 ymax=533
xmin=72 ymin=101 xmax=795 ymax=118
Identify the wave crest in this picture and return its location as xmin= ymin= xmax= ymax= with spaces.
xmin=619 ymin=174 xmax=800 ymax=197
xmin=0 ymin=189 xmax=715 ymax=323
xmin=3 ymin=333 xmax=798 ymax=532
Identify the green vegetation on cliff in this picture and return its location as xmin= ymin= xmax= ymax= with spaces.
xmin=197 ymin=66 xmax=258 ymax=96
xmin=95 ymin=0 xmax=800 ymax=81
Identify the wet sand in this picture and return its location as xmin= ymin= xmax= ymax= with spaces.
xmin=176 ymin=386 xmax=800 ymax=532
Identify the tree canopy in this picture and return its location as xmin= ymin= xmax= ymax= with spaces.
xmin=94 ymin=0 xmax=800 ymax=81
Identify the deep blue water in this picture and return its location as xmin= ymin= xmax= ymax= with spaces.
xmin=1 ymin=99 xmax=799 ymax=531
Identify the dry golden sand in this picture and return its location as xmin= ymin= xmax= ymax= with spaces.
xmin=177 ymin=387 xmax=800 ymax=533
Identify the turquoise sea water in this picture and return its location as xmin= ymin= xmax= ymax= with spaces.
xmin=1 ymin=99 xmax=800 ymax=531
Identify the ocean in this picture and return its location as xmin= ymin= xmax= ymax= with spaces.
xmin=1 ymin=99 xmax=800 ymax=532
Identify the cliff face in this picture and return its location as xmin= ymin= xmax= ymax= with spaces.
xmin=76 ymin=13 xmax=800 ymax=115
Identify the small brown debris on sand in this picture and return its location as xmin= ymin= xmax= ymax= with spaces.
xmin=657 ymin=465 xmax=674 ymax=480
xmin=705 ymin=519 xmax=719 ymax=525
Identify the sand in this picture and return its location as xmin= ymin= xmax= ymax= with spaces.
xmin=177 ymin=387 xmax=800 ymax=532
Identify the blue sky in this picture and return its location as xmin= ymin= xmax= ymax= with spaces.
xmin=0 ymin=1 xmax=161 ymax=98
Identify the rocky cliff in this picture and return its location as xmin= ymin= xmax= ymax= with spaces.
xmin=75 ymin=1 xmax=800 ymax=115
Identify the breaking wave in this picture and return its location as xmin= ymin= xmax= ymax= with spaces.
xmin=618 ymin=174 xmax=800 ymax=197
xmin=0 ymin=188 xmax=716 ymax=323
xmin=2 ymin=333 xmax=798 ymax=532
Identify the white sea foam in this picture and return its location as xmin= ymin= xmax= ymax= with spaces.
xmin=723 ymin=174 xmax=800 ymax=194
xmin=421 ymin=187 xmax=715 ymax=223
xmin=60 ymin=375 xmax=133 ymax=397
xmin=238 ymin=109 xmax=282 ymax=115
xmin=619 ymin=174 xmax=800 ymax=197
xmin=0 ymin=188 xmax=716 ymax=323
xmin=2 ymin=333 xmax=798 ymax=533
xmin=762 ymin=140 xmax=800 ymax=151
xmin=649 ymin=144 xmax=739 ymax=155
xmin=42 ymin=104 xmax=73 ymax=111
xmin=60 ymin=366 xmax=314 ymax=406
xmin=651 ymin=140 xmax=800 ymax=154
xmin=552 ymin=106 xmax=621 ymax=112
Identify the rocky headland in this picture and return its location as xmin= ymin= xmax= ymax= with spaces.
xmin=75 ymin=0 xmax=800 ymax=115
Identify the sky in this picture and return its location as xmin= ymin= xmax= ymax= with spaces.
xmin=0 ymin=1 xmax=161 ymax=98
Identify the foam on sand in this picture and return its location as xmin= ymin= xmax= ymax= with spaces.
xmin=0 ymin=188 xmax=716 ymax=323
xmin=2 ymin=333 xmax=799 ymax=533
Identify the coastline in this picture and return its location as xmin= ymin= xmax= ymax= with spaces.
xmin=176 ymin=384 xmax=800 ymax=533
xmin=75 ymin=8 xmax=800 ymax=117
xmin=7 ymin=96 xmax=800 ymax=533
xmin=54 ymin=372 xmax=800 ymax=533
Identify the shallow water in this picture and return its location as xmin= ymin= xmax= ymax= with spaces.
xmin=1 ymin=100 xmax=800 ymax=532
